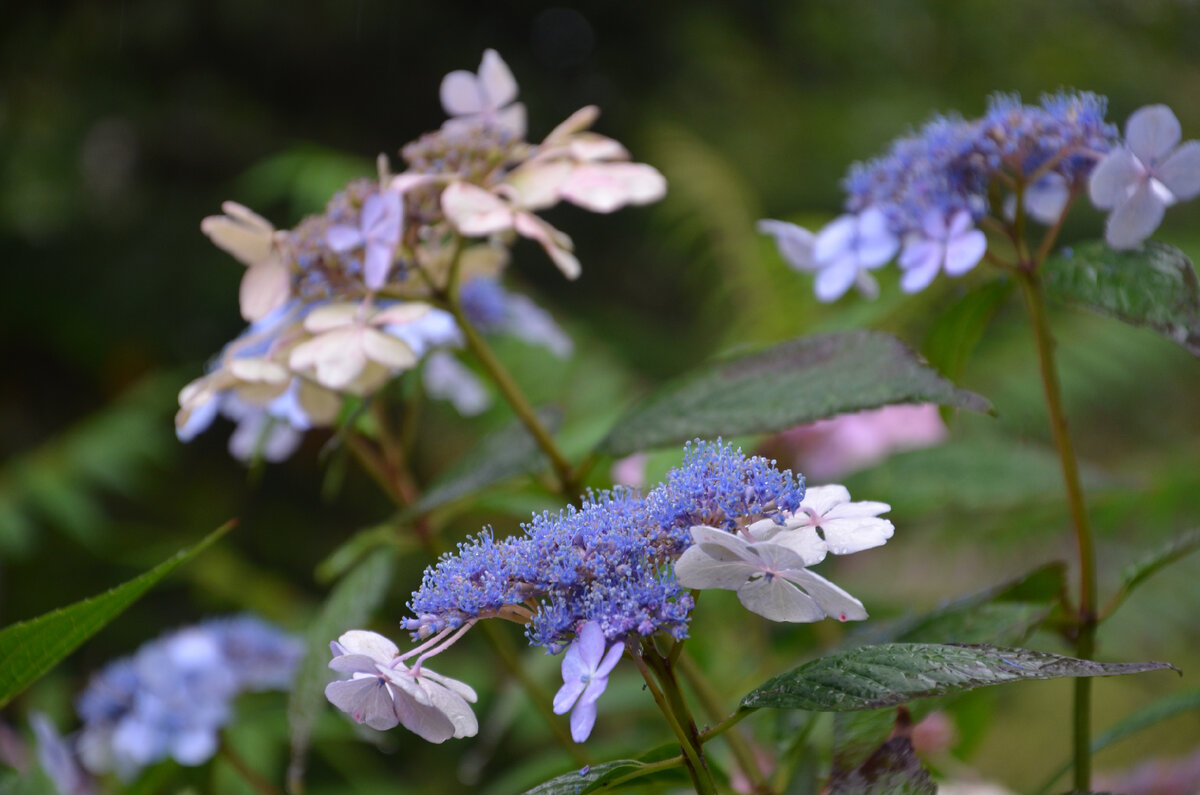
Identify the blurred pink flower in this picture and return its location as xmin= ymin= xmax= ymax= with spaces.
xmin=779 ymin=404 xmax=947 ymax=481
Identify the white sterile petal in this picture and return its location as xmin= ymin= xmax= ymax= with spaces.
xmin=439 ymin=70 xmax=484 ymax=116
xmin=1105 ymin=182 xmax=1166 ymax=249
xmin=1157 ymin=140 xmax=1200 ymax=201
xmin=420 ymin=680 xmax=478 ymax=738
xmin=814 ymin=259 xmax=859 ymax=302
xmin=569 ymin=134 xmax=630 ymax=162
xmin=1088 ymin=149 xmax=1145 ymax=209
xmin=239 ymin=261 xmax=291 ymax=322
xmin=293 ymin=333 xmax=366 ymax=389
xmin=780 ymin=568 xmax=868 ymax=622
xmin=799 ymin=484 xmax=852 ymax=517
xmin=757 ymin=219 xmax=817 ymax=271
xmin=560 ymin=163 xmax=667 ymax=212
xmin=513 ymin=212 xmax=582 ymax=279
xmin=393 ymin=692 xmax=457 ymax=743
xmin=415 ymin=669 xmax=478 ymax=704
xmin=297 ymin=381 xmax=341 ymax=425
xmin=1026 ymin=177 xmax=1070 ymax=224
xmin=329 ymin=653 xmax=384 ymax=675
xmin=441 ymin=182 xmax=514 ymax=235
xmin=304 ymin=302 xmax=359 ymax=332
xmin=374 ymin=301 xmax=432 ymax=326
xmin=220 ymin=200 xmax=273 ymax=232
xmin=336 ymin=630 xmax=400 ymax=662
xmin=362 ymin=328 xmax=417 ymax=370
xmin=325 ymin=224 xmax=363 ymax=252
xmin=507 ymin=160 xmax=574 ymax=210
xmin=1125 ymin=104 xmax=1181 ymax=162
xmin=202 ymin=206 xmax=274 ymax=265
xmin=390 ymin=173 xmax=437 ymax=195
xmin=674 ymin=542 xmax=759 ymax=590
xmin=762 ymin=527 xmax=828 ymax=566
xmin=816 ymin=516 xmax=894 ymax=555
xmin=228 ymin=356 xmax=289 ymax=384
xmin=479 ymin=49 xmax=519 ymax=108
xmin=944 ymin=228 xmax=987 ymax=276
xmin=496 ymin=103 xmax=527 ymax=139
xmin=324 ymin=678 xmax=399 ymax=731
xmin=545 ymin=106 xmax=601 ymax=146
xmin=813 ymin=215 xmax=856 ymax=262
xmin=737 ymin=575 xmax=828 ymax=622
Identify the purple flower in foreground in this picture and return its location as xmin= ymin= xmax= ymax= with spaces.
xmin=326 ymin=191 xmax=403 ymax=289
xmin=552 ymin=622 xmax=624 ymax=742
xmin=1089 ymin=104 xmax=1200 ymax=249
xmin=898 ymin=209 xmax=987 ymax=293
xmin=810 ymin=208 xmax=899 ymax=302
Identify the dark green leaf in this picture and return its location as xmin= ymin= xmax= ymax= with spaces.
xmin=408 ymin=408 xmax=562 ymax=516
xmin=313 ymin=518 xmax=418 ymax=584
xmin=1044 ymin=240 xmax=1200 ymax=355
xmin=287 ymin=547 xmax=396 ymax=793
xmin=1105 ymin=528 xmax=1200 ymax=618
xmin=740 ymin=643 xmax=1177 ymax=712
xmin=521 ymin=760 xmax=649 ymax=794
xmin=1033 ymin=688 xmax=1200 ymax=795
xmin=923 ymin=280 xmax=1014 ymax=384
xmin=600 ymin=331 xmax=992 ymax=457
xmin=861 ymin=563 xmax=1066 ymax=646
xmin=0 ymin=521 xmax=234 ymax=708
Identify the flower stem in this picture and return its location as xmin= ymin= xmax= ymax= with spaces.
xmin=219 ymin=743 xmax=284 ymax=795
xmin=1016 ymin=265 xmax=1098 ymax=791
xmin=676 ymin=650 xmax=771 ymax=793
xmin=632 ymin=643 xmax=718 ymax=795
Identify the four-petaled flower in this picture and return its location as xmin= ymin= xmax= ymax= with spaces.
xmin=326 ymin=191 xmax=403 ymax=290
xmin=325 ymin=630 xmax=478 ymax=743
xmin=1089 ymin=104 xmax=1200 ymax=249
xmin=898 ymin=209 xmax=987 ymax=293
xmin=674 ymin=525 xmax=868 ymax=623
xmin=807 ymin=207 xmax=899 ymax=302
xmin=440 ymin=49 xmax=526 ymax=138
xmin=747 ymin=484 xmax=894 ymax=557
xmin=552 ymin=622 xmax=625 ymax=743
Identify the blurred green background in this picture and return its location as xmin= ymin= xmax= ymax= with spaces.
xmin=3 ymin=2 xmax=1200 ymax=792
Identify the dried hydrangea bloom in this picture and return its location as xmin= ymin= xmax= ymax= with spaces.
xmin=200 ymin=202 xmax=292 ymax=322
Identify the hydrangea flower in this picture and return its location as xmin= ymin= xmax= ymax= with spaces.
xmin=73 ymin=616 xmax=301 ymax=780
xmin=776 ymin=404 xmax=946 ymax=481
xmin=325 ymin=630 xmax=478 ymax=743
xmin=674 ymin=524 xmax=868 ymax=623
xmin=1089 ymin=104 xmax=1200 ymax=249
xmin=898 ymin=209 xmax=987 ymax=293
xmin=200 ymin=202 xmax=291 ymax=322
xmin=325 ymin=190 xmax=403 ymax=290
xmin=809 ymin=208 xmax=899 ymax=302
xmin=440 ymin=49 xmax=526 ymax=138
xmin=746 ymin=484 xmax=894 ymax=557
xmin=552 ymin=622 xmax=625 ymax=742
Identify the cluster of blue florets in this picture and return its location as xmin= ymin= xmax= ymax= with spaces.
xmin=843 ymin=90 xmax=1118 ymax=235
xmin=73 ymin=615 xmax=302 ymax=780
xmin=404 ymin=440 xmax=804 ymax=652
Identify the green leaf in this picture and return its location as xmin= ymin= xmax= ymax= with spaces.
xmin=600 ymin=331 xmax=992 ymax=457
xmin=861 ymin=563 xmax=1066 ymax=646
xmin=922 ymin=280 xmax=1014 ymax=384
xmin=521 ymin=760 xmax=647 ymax=795
xmin=1043 ymin=239 xmax=1200 ymax=355
xmin=1033 ymin=688 xmax=1200 ymax=795
xmin=313 ymin=517 xmax=418 ymax=584
xmin=1105 ymin=528 xmax=1200 ymax=618
xmin=407 ymin=408 xmax=562 ymax=517
xmin=740 ymin=643 xmax=1177 ymax=712
xmin=0 ymin=521 xmax=234 ymax=708
xmin=286 ymin=547 xmax=396 ymax=794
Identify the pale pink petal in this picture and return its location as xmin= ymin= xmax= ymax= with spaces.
xmin=1126 ymin=105 xmax=1181 ymax=162
xmin=568 ymin=134 xmax=629 ymax=162
xmin=478 ymin=49 xmax=519 ymax=108
xmin=560 ymin=163 xmax=667 ymax=213
xmin=543 ymin=106 xmax=600 ymax=146
xmin=337 ymin=630 xmax=400 ymax=661
xmin=373 ymin=302 xmax=432 ymax=326
xmin=228 ymin=357 xmax=289 ymax=384
xmin=393 ymin=692 xmax=456 ymax=743
xmin=779 ymin=568 xmax=868 ymax=622
xmin=496 ymin=103 xmax=527 ymax=139
xmin=390 ymin=173 xmax=438 ymax=195
xmin=441 ymin=182 xmax=514 ymax=235
xmin=513 ymin=212 xmax=581 ymax=279
xmin=506 ymin=161 xmax=574 ymax=210
xmin=737 ymin=576 xmax=827 ymax=622
xmin=304 ymin=303 xmax=359 ymax=332
xmin=440 ymin=71 xmax=484 ymax=116
xmin=219 ymin=200 xmax=273 ymax=232
xmin=238 ymin=260 xmax=291 ymax=322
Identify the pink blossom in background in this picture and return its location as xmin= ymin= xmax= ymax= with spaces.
xmin=610 ymin=452 xmax=649 ymax=489
xmin=778 ymin=404 xmax=947 ymax=481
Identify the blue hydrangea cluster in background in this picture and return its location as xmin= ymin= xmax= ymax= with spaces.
xmin=73 ymin=616 xmax=302 ymax=781
xmin=404 ymin=440 xmax=804 ymax=652
xmin=760 ymin=92 xmax=1200 ymax=300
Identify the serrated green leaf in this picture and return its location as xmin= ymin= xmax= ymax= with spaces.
xmin=1104 ymin=528 xmax=1200 ymax=619
xmin=1033 ymin=688 xmax=1200 ymax=795
xmin=521 ymin=760 xmax=646 ymax=795
xmin=0 ymin=521 xmax=234 ymax=708
xmin=740 ymin=643 xmax=1177 ymax=712
xmin=600 ymin=331 xmax=992 ymax=457
xmin=286 ymin=547 xmax=396 ymax=794
xmin=408 ymin=408 xmax=562 ymax=517
xmin=1043 ymin=239 xmax=1200 ymax=355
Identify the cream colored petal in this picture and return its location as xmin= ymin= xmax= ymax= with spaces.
xmin=373 ymin=302 xmax=433 ymax=326
xmin=568 ymin=134 xmax=629 ymax=162
xmin=441 ymin=182 xmax=514 ymax=236
xmin=362 ymin=328 xmax=417 ymax=370
xmin=513 ymin=212 xmax=581 ymax=279
xmin=238 ymin=260 xmax=291 ymax=322
xmin=543 ymin=105 xmax=600 ymax=146
xmin=297 ymin=380 xmax=342 ymax=425
xmin=228 ymin=356 xmax=290 ymax=384
xmin=304 ymin=302 xmax=361 ymax=332
xmin=506 ymin=160 xmax=574 ymax=210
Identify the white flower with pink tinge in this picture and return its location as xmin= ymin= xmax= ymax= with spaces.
xmin=440 ymin=49 xmax=527 ymax=139
xmin=200 ymin=202 xmax=291 ymax=323
xmin=325 ymin=630 xmax=477 ymax=743
xmin=288 ymin=301 xmax=432 ymax=394
xmin=747 ymin=485 xmax=894 ymax=557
